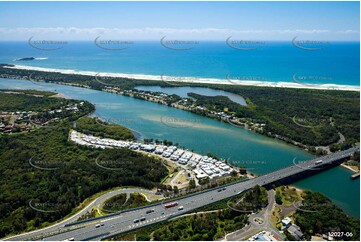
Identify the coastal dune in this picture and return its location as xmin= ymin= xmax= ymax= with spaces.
xmin=5 ymin=65 xmax=360 ymax=92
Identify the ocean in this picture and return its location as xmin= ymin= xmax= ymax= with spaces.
xmin=0 ymin=41 xmax=359 ymax=87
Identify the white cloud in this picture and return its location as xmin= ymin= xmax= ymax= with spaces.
xmin=0 ymin=27 xmax=358 ymax=40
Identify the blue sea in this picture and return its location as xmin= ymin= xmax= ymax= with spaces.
xmin=0 ymin=41 xmax=359 ymax=87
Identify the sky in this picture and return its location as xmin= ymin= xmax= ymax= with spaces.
xmin=0 ymin=1 xmax=359 ymax=41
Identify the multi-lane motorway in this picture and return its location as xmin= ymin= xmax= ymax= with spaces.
xmin=5 ymin=146 xmax=359 ymax=241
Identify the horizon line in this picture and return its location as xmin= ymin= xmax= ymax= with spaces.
xmin=0 ymin=39 xmax=360 ymax=42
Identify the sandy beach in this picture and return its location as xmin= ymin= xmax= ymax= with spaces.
xmin=5 ymin=65 xmax=360 ymax=92
xmin=50 ymin=93 xmax=71 ymax=99
xmin=341 ymin=163 xmax=359 ymax=173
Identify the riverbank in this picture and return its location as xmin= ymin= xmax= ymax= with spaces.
xmin=70 ymin=129 xmax=241 ymax=186
xmin=50 ymin=93 xmax=70 ymax=99
xmin=341 ymin=163 xmax=359 ymax=173
xmin=5 ymin=65 xmax=360 ymax=92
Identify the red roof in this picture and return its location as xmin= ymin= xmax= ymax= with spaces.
xmin=271 ymin=234 xmax=282 ymax=241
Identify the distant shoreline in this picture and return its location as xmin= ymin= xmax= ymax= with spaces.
xmin=5 ymin=65 xmax=360 ymax=92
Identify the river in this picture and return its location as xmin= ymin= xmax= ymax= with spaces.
xmin=0 ymin=78 xmax=359 ymax=218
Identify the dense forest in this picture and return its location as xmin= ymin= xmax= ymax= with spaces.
xmin=0 ymin=89 xmax=85 ymax=112
xmin=0 ymin=91 xmax=168 ymax=238
xmin=0 ymin=65 xmax=358 ymax=149
xmin=220 ymin=85 xmax=359 ymax=149
xmin=151 ymin=209 xmax=248 ymax=241
xmin=294 ymin=191 xmax=360 ymax=241
xmin=75 ymin=116 xmax=135 ymax=140
xmin=0 ymin=124 xmax=167 ymax=238
xmin=187 ymin=88 xmax=358 ymax=148
xmin=0 ymin=64 xmax=160 ymax=90
xmin=228 ymin=185 xmax=268 ymax=212
xmin=187 ymin=92 xmax=250 ymax=115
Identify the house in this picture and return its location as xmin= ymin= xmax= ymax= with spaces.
xmin=281 ymin=217 xmax=292 ymax=227
xmin=287 ymin=224 xmax=304 ymax=241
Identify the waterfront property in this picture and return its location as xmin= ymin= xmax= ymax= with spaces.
xmin=70 ymin=130 xmax=237 ymax=186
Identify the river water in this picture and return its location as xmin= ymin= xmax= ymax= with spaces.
xmin=134 ymin=86 xmax=248 ymax=106
xmin=0 ymin=78 xmax=358 ymax=218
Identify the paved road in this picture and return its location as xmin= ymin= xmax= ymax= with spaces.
xmin=4 ymin=147 xmax=358 ymax=241
xmin=225 ymin=190 xmax=284 ymax=241
xmin=3 ymin=188 xmax=162 ymax=241
xmin=93 ymin=188 xmax=163 ymax=215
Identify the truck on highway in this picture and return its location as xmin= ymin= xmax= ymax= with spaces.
xmin=315 ymin=160 xmax=323 ymax=165
xmin=164 ymin=201 xmax=178 ymax=208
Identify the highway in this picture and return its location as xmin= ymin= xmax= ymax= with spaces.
xmin=4 ymin=146 xmax=358 ymax=241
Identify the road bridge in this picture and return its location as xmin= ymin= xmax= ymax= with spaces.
xmin=4 ymin=147 xmax=359 ymax=241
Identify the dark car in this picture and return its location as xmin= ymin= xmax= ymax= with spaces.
xmin=146 ymin=209 xmax=155 ymax=214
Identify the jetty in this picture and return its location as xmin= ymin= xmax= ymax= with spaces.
xmin=351 ymin=172 xmax=360 ymax=179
